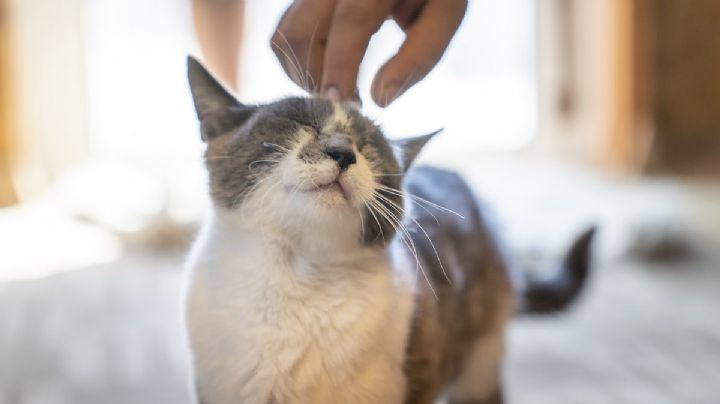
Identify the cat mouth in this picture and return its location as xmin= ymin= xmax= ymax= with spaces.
xmin=305 ymin=180 xmax=348 ymax=199
xmin=285 ymin=175 xmax=351 ymax=201
xmin=311 ymin=180 xmax=344 ymax=192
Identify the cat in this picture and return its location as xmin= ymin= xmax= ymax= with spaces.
xmin=183 ymin=56 xmax=595 ymax=404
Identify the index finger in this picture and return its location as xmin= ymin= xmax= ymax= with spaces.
xmin=272 ymin=0 xmax=335 ymax=93
xmin=320 ymin=0 xmax=393 ymax=101
xmin=372 ymin=0 xmax=467 ymax=106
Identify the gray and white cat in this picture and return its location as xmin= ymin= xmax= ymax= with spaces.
xmin=183 ymin=56 xmax=594 ymax=404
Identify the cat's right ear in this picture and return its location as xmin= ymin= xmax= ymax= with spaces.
xmin=391 ymin=129 xmax=441 ymax=172
xmin=187 ymin=56 xmax=256 ymax=142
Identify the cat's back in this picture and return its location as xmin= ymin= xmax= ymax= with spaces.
xmin=400 ymin=166 xmax=514 ymax=403
xmin=404 ymin=166 xmax=486 ymax=236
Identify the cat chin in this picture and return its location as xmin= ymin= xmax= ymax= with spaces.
xmin=302 ymin=188 xmax=348 ymax=207
xmin=285 ymin=193 xmax=355 ymax=219
xmin=281 ymin=175 xmax=371 ymax=212
xmin=272 ymin=192 xmax=363 ymax=236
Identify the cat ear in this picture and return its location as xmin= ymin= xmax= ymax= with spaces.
xmin=187 ymin=56 xmax=256 ymax=141
xmin=392 ymin=129 xmax=441 ymax=172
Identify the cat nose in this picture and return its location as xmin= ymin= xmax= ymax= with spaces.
xmin=324 ymin=146 xmax=356 ymax=171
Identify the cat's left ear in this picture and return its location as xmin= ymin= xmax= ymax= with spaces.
xmin=187 ymin=56 xmax=256 ymax=141
xmin=392 ymin=129 xmax=441 ymax=172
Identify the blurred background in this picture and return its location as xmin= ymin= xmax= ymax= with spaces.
xmin=0 ymin=0 xmax=719 ymax=403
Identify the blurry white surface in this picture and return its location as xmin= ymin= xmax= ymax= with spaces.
xmin=0 ymin=198 xmax=122 ymax=282
xmin=83 ymin=0 xmax=207 ymax=224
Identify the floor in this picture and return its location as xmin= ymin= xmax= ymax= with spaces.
xmin=507 ymin=257 xmax=720 ymax=404
xmin=0 ymin=254 xmax=190 ymax=404
xmin=1 ymin=250 xmax=719 ymax=404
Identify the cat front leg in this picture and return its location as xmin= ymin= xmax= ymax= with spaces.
xmin=442 ymin=332 xmax=505 ymax=404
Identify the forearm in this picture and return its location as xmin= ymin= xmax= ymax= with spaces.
xmin=192 ymin=0 xmax=245 ymax=90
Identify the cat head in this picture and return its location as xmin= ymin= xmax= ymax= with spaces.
xmin=187 ymin=56 xmax=436 ymax=246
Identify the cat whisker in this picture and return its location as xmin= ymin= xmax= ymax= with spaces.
xmin=369 ymin=198 xmax=438 ymax=299
xmin=378 ymin=185 xmax=457 ymax=220
xmin=248 ymin=160 xmax=281 ymax=170
xmin=377 ymin=185 xmax=464 ymax=219
xmin=377 ymin=184 xmax=440 ymax=224
xmin=278 ymin=30 xmax=310 ymax=91
xmin=356 ymin=208 xmax=366 ymax=239
xmin=368 ymin=199 xmax=408 ymax=254
xmin=291 ymin=180 xmax=306 ymax=199
xmin=283 ymin=180 xmax=307 ymax=219
xmin=271 ymin=38 xmax=310 ymax=91
xmin=283 ymin=179 xmax=307 ymax=208
xmin=374 ymin=192 xmax=452 ymax=286
xmin=238 ymin=174 xmax=279 ymax=218
xmin=405 ymin=197 xmax=440 ymax=225
xmin=251 ymin=180 xmax=283 ymax=219
xmin=274 ymin=31 xmax=311 ymax=91
xmin=363 ymin=200 xmax=385 ymax=243
xmin=263 ymin=142 xmax=290 ymax=153
xmin=305 ymin=22 xmax=320 ymax=93
xmin=381 ymin=206 xmax=438 ymax=300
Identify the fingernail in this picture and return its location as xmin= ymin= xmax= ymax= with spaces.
xmin=380 ymin=82 xmax=402 ymax=107
xmin=324 ymin=86 xmax=341 ymax=102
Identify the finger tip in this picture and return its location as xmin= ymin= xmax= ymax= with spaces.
xmin=372 ymin=94 xmax=390 ymax=108
xmin=370 ymin=78 xmax=388 ymax=107
xmin=371 ymin=82 xmax=401 ymax=108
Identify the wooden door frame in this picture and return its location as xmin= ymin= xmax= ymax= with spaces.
xmin=536 ymin=0 xmax=655 ymax=173
xmin=0 ymin=0 xmax=18 ymax=206
xmin=604 ymin=0 xmax=654 ymax=171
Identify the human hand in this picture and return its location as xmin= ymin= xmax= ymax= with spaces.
xmin=272 ymin=0 xmax=468 ymax=107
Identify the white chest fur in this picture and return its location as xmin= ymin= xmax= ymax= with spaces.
xmin=184 ymin=217 xmax=414 ymax=404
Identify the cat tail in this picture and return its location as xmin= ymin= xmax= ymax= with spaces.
xmin=520 ymin=226 xmax=597 ymax=314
